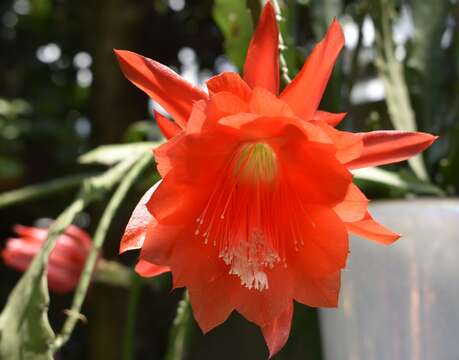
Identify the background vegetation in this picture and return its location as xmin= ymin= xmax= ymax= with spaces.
xmin=0 ymin=0 xmax=456 ymax=359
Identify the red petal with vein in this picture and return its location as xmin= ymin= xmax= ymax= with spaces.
xmin=345 ymin=131 xmax=438 ymax=170
xmin=294 ymin=272 xmax=341 ymax=308
xmin=312 ymin=110 xmax=347 ymax=127
xmin=114 ymin=49 xmax=207 ymax=127
xmin=243 ymin=2 xmax=279 ymax=94
xmin=154 ymin=111 xmax=182 ymax=139
xmin=333 ymin=183 xmax=368 ymax=223
xmin=313 ymin=122 xmax=363 ymax=164
xmin=280 ymin=19 xmax=344 ymax=120
xmin=346 ymin=211 xmax=400 ymax=245
xmin=135 ymin=259 xmax=169 ymax=277
xmin=120 ymin=182 xmax=160 ymax=254
xmin=188 ymin=274 xmax=240 ymax=333
xmin=261 ymin=303 xmax=294 ymax=358
xmin=206 ymin=72 xmax=252 ymax=101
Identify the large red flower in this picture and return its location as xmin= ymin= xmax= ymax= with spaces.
xmin=2 ymin=224 xmax=92 ymax=293
xmin=115 ymin=2 xmax=436 ymax=356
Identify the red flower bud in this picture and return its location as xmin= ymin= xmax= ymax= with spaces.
xmin=2 ymin=224 xmax=92 ymax=293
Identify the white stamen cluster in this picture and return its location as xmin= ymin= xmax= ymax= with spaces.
xmin=219 ymin=229 xmax=280 ymax=291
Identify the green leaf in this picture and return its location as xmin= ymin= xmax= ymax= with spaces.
xmin=0 ymin=270 xmax=54 ymax=360
xmin=0 ymin=155 xmax=145 ymax=359
xmin=0 ymin=173 xmax=95 ymax=209
xmin=165 ymin=292 xmax=195 ymax=360
xmin=370 ymin=0 xmax=429 ymax=181
xmin=0 ymin=198 xmax=87 ymax=360
xmin=406 ymin=0 xmax=449 ymax=132
xmin=78 ymin=142 xmax=159 ymax=166
xmin=353 ymin=167 xmax=445 ymax=196
xmin=213 ymin=0 xmax=253 ymax=70
xmin=309 ymin=0 xmax=344 ymax=111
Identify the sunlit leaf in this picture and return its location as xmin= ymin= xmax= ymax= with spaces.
xmin=78 ymin=142 xmax=159 ymax=166
xmin=353 ymin=167 xmax=445 ymax=196
xmin=213 ymin=0 xmax=253 ymax=70
xmin=370 ymin=0 xmax=428 ymax=180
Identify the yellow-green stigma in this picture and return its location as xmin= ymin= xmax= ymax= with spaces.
xmin=235 ymin=143 xmax=278 ymax=182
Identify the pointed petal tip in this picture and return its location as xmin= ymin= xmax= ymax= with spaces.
xmin=243 ymin=0 xmax=279 ymax=94
xmin=154 ymin=110 xmax=182 ymax=139
xmin=135 ymin=259 xmax=169 ymax=278
xmin=262 ymin=303 xmax=294 ymax=359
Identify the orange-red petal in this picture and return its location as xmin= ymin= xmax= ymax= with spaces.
xmin=345 ymin=211 xmax=400 ymax=245
xmin=345 ymin=131 xmax=438 ymax=169
xmin=114 ymin=49 xmax=207 ymax=127
xmin=261 ymin=302 xmax=294 ymax=358
xmin=313 ymin=122 xmax=363 ymax=164
xmin=311 ymin=110 xmax=347 ymax=127
xmin=188 ymin=274 xmax=240 ymax=333
xmin=243 ymin=2 xmax=279 ymax=94
xmin=249 ymin=87 xmax=295 ymax=117
xmin=294 ymin=272 xmax=341 ymax=308
xmin=120 ymin=183 xmax=160 ymax=254
xmin=280 ymin=19 xmax=344 ymax=120
xmin=333 ymin=183 xmax=368 ymax=223
xmin=154 ymin=111 xmax=182 ymax=139
xmin=135 ymin=259 xmax=169 ymax=277
xmin=290 ymin=206 xmax=348 ymax=277
xmin=206 ymin=72 xmax=252 ymax=101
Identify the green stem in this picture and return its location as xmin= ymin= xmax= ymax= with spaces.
xmin=0 ymin=173 xmax=97 ymax=209
xmin=51 ymin=152 xmax=152 ymax=352
xmin=122 ymin=274 xmax=143 ymax=360
xmin=165 ymin=292 xmax=194 ymax=360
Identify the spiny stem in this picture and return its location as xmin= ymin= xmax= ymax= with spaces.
xmin=271 ymin=0 xmax=292 ymax=84
xmin=52 ymin=152 xmax=152 ymax=352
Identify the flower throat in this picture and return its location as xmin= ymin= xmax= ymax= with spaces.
xmin=194 ymin=142 xmax=284 ymax=291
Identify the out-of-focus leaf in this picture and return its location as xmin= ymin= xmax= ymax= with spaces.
xmin=310 ymin=0 xmax=342 ymax=38
xmin=0 ymin=156 xmax=143 ymax=359
xmin=165 ymin=292 xmax=195 ymax=360
xmin=0 ymin=173 xmax=94 ymax=209
xmin=309 ymin=0 xmax=343 ymax=112
xmin=0 ymin=156 xmax=25 ymax=181
xmin=0 ymin=260 xmax=55 ymax=360
xmin=406 ymin=0 xmax=448 ymax=132
xmin=370 ymin=0 xmax=428 ymax=181
xmin=78 ymin=142 xmax=159 ymax=166
xmin=353 ymin=167 xmax=445 ymax=196
xmin=213 ymin=0 xmax=253 ymax=70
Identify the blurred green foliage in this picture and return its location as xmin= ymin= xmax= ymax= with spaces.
xmin=0 ymin=0 xmax=458 ymax=359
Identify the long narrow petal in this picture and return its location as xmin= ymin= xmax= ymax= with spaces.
xmin=345 ymin=211 xmax=400 ymax=245
xmin=114 ymin=50 xmax=208 ymax=127
xmin=120 ymin=182 xmax=161 ymax=254
xmin=311 ymin=110 xmax=347 ymax=127
xmin=135 ymin=259 xmax=169 ymax=277
xmin=280 ymin=19 xmax=344 ymax=120
xmin=345 ymin=131 xmax=438 ymax=170
xmin=261 ymin=303 xmax=294 ymax=359
xmin=243 ymin=2 xmax=279 ymax=94
xmin=154 ymin=111 xmax=182 ymax=139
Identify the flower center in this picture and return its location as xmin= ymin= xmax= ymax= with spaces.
xmin=194 ymin=142 xmax=286 ymax=291
xmin=235 ymin=143 xmax=277 ymax=183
